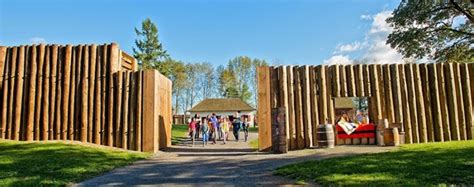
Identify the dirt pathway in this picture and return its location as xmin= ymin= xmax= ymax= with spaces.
xmin=78 ymin=132 xmax=395 ymax=186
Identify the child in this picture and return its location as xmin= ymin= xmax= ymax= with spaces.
xmin=188 ymin=118 xmax=197 ymax=146
xmin=242 ymin=117 xmax=249 ymax=142
xmin=201 ymin=118 xmax=209 ymax=146
xmin=220 ymin=117 xmax=230 ymax=144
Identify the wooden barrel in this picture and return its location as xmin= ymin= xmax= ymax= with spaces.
xmin=383 ymin=127 xmax=400 ymax=146
xmin=317 ymin=124 xmax=335 ymax=148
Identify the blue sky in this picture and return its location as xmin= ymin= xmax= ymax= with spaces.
xmin=0 ymin=0 xmax=401 ymax=66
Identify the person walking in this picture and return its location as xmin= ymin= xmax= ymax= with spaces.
xmin=210 ymin=113 xmax=220 ymax=141
xmin=220 ymin=117 xmax=230 ymax=144
xmin=232 ymin=111 xmax=241 ymax=141
xmin=201 ymin=118 xmax=209 ymax=146
xmin=188 ymin=118 xmax=197 ymax=146
xmin=242 ymin=117 xmax=249 ymax=142
xmin=194 ymin=114 xmax=201 ymax=139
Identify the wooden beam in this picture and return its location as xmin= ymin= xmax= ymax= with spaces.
xmin=420 ymin=64 xmax=434 ymax=142
xmin=320 ymin=65 xmax=328 ymax=123
xmin=398 ymin=64 xmax=413 ymax=143
xmin=293 ymin=67 xmax=304 ymax=149
xmin=369 ymin=65 xmax=382 ymax=122
xmin=13 ymin=46 xmax=26 ymax=140
xmin=405 ymin=64 xmax=419 ymax=143
xmin=34 ymin=44 xmax=46 ymax=140
xmin=80 ymin=45 xmax=89 ymax=142
xmin=278 ymin=66 xmax=289 ymax=148
xmin=135 ymin=71 xmax=143 ymax=151
xmin=445 ymin=63 xmax=460 ymax=140
xmin=437 ymin=63 xmax=451 ymax=141
xmin=286 ymin=66 xmax=296 ymax=150
xmin=383 ymin=64 xmax=395 ymax=124
xmin=52 ymin=45 xmax=62 ymax=140
xmin=25 ymin=45 xmax=37 ymax=141
xmin=0 ymin=47 xmax=10 ymax=139
xmin=101 ymin=44 xmax=108 ymax=145
xmin=61 ymin=45 xmax=72 ymax=140
xmin=427 ymin=64 xmax=443 ymax=142
xmin=414 ymin=64 xmax=428 ymax=143
xmin=114 ymin=72 xmax=123 ymax=147
xmin=93 ymin=45 xmax=101 ymax=144
xmin=391 ymin=64 xmax=403 ymax=125
xmin=88 ymin=45 xmax=97 ymax=143
xmin=301 ymin=66 xmax=313 ymax=147
xmin=453 ymin=63 xmax=466 ymax=140
xmin=142 ymin=70 xmax=159 ymax=152
xmin=309 ymin=66 xmax=320 ymax=146
xmin=459 ymin=63 xmax=473 ymax=140
xmin=122 ymin=71 xmax=130 ymax=149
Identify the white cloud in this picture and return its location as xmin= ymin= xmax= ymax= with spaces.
xmin=335 ymin=42 xmax=363 ymax=53
xmin=326 ymin=10 xmax=404 ymax=64
xmin=369 ymin=11 xmax=393 ymax=35
xmin=30 ymin=37 xmax=46 ymax=44
xmin=363 ymin=10 xmax=403 ymax=64
xmin=323 ymin=55 xmax=353 ymax=65
xmin=360 ymin=14 xmax=372 ymax=20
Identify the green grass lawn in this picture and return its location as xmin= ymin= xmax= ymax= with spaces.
xmin=172 ymin=124 xmax=189 ymax=145
xmin=249 ymin=139 xmax=258 ymax=149
xmin=249 ymin=126 xmax=258 ymax=133
xmin=275 ymin=140 xmax=474 ymax=186
xmin=0 ymin=140 xmax=150 ymax=186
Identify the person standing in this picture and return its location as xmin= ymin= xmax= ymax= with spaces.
xmin=232 ymin=111 xmax=241 ymax=141
xmin=210 ymin=113 xmax=220 ymax=141
xmin=220 ymin=117 xmax=230 ymax=144
xmin=201 ymin=118 xmax=209 ymax=146
xmin=242 ymin=117 xmax=249 ymax=142
xmin=194 ymin=114 xmax=201 ymax=139
xmin=188 ymin=118 xmax=197 ymax=146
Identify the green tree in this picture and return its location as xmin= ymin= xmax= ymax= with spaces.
xmin=217 ymin=56 xmax=267 ymax=104
xmin=386 ymin=0 xmax=473 ymax=63
xmin=133 ymin=18 xmax=169 ymax=71
xmin=164 ymin=59 xmax=187 ymax=114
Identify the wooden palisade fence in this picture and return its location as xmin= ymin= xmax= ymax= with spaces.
xmin=0 ymin=43 xmax=172 ymax=153
xmin=257 ymin=63 xmax=474 ymax=151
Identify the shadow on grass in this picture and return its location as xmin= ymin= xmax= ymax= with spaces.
xmin=275 ymin=141 xmax=474 ymax=186
xmin=0 ymin=141 xmax=148 ymax=186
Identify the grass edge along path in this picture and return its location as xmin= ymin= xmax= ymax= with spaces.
xmin=172 ymin=124 xmax=189 ymax=145
xmin=275 ymin=140 xmax=474 ymax=186
xmin=0 ymin=139 xmax=150 ymax=186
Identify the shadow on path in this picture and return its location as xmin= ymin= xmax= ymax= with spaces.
xmin=78 ymin=144 xmax=395 ymax=186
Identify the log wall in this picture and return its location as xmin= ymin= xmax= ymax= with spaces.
xmin=257 ymin=63 xmax=474 ymax=151
xmin=0 ymin=44 xmax=171 ymax=153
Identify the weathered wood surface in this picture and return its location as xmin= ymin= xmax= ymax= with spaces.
xmin=262 ymin=63 xmax=474 ymax=151
xmin=0 ymin=44 xmax=169 ymax=153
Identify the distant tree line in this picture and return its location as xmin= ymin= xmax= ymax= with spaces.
xmin=133 ymin=18 xmax=267 ymax=114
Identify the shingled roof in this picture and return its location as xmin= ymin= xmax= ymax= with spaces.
xmin=188 ymin=98 xmax=255 ymax=112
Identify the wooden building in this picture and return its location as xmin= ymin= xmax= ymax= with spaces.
xmin=188 ymin=98 xmax=256 ymax=126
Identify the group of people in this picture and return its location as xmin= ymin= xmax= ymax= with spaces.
xmin=187 ymin=111 xmax=250 ymax=146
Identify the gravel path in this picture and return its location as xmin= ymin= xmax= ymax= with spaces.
xmin=78 ymin=132 xmax=395 ymax=186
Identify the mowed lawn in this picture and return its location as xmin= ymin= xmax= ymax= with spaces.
xmin=0 ymin=140 xmax=150 ymax=186
xmin=171 ymin=124 xmax=189 ymax=145
xmin=275 ymin=140 xmax=474 ymax=186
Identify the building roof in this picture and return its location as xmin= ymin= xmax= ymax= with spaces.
xmin=188 ymin=98 xmax=255 ymax=112
xmin=334 ymin=97 xmax=357 ymax=109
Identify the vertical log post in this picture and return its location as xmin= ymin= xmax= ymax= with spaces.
xmin=286 ymin=66 xmax=296 ymax=150
xmin=257 ymin=66 xmax=272 ymax=151
xmin=142 ymin=70 xmax=160 ymax=152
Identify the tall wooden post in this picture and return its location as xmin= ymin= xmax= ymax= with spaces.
xmin=257 ymin=66 xmax=272 ymax=151
xmin=142 ymin=69 xmax=160 ymax=153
